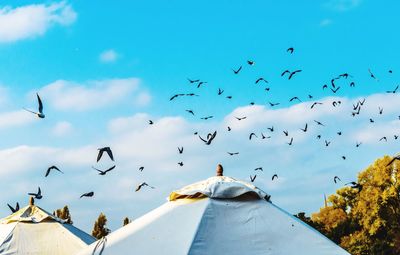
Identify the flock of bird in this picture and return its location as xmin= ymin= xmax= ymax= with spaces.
xmin=5 ymin=46 xmax=400 ymax=213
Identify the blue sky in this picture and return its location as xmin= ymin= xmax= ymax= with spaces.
xmin=0 ymin=0 xmax=400 ymax=233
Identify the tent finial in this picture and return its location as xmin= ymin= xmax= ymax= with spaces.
xmin=29 ymin=196 xmax=34 ymax=206
xmin=216 ymin=164 xmax=223 ymax=176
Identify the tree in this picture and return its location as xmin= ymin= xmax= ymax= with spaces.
xmin=311 ymin=155 xmax=400 ymax=254
xmin=92 ymin=213 xmax=111 ymax=239
xmin=55 ymin=205 xmax=73 ymax=224
xmin=123 ymin=217 xmax=131 ymax=226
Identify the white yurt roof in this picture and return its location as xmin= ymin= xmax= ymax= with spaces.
xmin=77 ymin=166 xmax=350 ymax=255
xmin=0 ymin=199 xmax=95 ymax=255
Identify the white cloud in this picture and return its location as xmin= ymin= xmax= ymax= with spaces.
xmin=134 ymin=91 xmax=152 ymax=107
xmin=0 ymin=1 xmax=77 ymax=43
xmin=325 ymin=0 xmax=362 ymax=11
xmin=0 ymin=110 xmax=35 ymax=129
xmin=39 ymin=78 xmax=141 ymax=111
xmin=52 ymin=121 xmax=73 ymax=136
xmin=99 ymin=49 xmax=118 ymax=63
xmin=1 ymin=92 xmax=400 ymax=233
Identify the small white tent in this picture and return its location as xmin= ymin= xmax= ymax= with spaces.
xmin=0 ymin=199 xmax=95 ymax=255
xmin=77 ymin=166 xmax=350 ymax=255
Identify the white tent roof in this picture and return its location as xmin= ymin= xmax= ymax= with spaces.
xmin=77 ymin=175 xmax=350 ymax=255
xmin=0 ymin=202 xmax=95 ymax=255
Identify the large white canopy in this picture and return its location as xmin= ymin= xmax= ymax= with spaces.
xmin=77 ymin=175 xmax=350 ymax=255
xmin=0 ymin=202 xmax=95 ymax=255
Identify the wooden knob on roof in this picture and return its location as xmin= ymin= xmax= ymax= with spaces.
xmin=216 ymin=164 xmax=223 ymax=176
xmin=29 ymin=196 xmax=34 ymax=206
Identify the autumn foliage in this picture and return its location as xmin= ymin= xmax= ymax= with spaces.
xmin=303 ymin=155 xmax=400 ymax=254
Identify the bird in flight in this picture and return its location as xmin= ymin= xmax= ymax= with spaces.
xmin=283 ymin=130 xmax=289 ymax=136
xmin=200 ymin=116 xmax=213 ymax=120
xmin=28 ymin=187 xmax=42 ymax=199
xmin=346 ymin=182 xmax=363 ymax=192
xmin=325 ymin=140 xmax=331 ymax=147
xmin=331 ymin=87 xmax=340 ymax=93
xmin=250 ymin=175 xmax=257 ymax=182
xmin=254 ymin=167 xmax=263 ymax=171
xmin=23 ymin=93 xmax=45 ymax=119
xmin=268 ymin=102 xmax=280 ymax=107
xmin=287 ymin=47 xmax=294 ymax=54
xmin=255 ymin=77 xmax=268 ymax=84
xmin=80 ymin=191 xmax=94 ymax=198
xmin=139 ymin=166 xmax=144 ymax=172
xmin=314 ymin=120 xmax=325 ymax=126
xmin=92 ymin=165 xmax=116 ymax=175
xmin=289 ymin=96 xmax=302 ymax=103
xmin=311 ymin=102 xmax=322 ymax=109
xmin=380 ymin=136 xmax=387 ymax=142
xmin=368 ymin=68 xmax=378 ymax=80
xmin=261 ymin=133 xmax=271 ymax=139
xmin=282 ymin=70 xmax=302 ymax=80
xmin=272 ymin=174 xmax=278 ymax=180
xmin=247 ymin=60 xmax=255 ymax=66
xmin=178 ymin=147 xmax=183 ymax=154
xmin=334 ymin=176 xmax=341 ymax=183
xmin=135 ymin=182 xmax=155 ymax=192
xmin=97 ymin=147 xmax=114 ymax=162
xmin=387 ymin=85 xmax=399 ymax=94
xmin=235 ymin=116 xmax=247 ymax=121
xmin=249 ymin=132 xmax=258 ymax=140
xmin=178 ymin=162 xmax=184 ymax=166
xmin=45 ymin=165 xmax=63 ymax=177
xmin=169 ymin=93 xmax=184 ymax=101
xmin=218 ymin=88 xmax=224 ymax=95
xmin=199 ymin=131 xmax=217 ymax=145
xmin=185 ymin=110 xmax=195 ymax=115
xmin=148 ymin=120 xmax=154 ymax=125
xmin=187 ymin=78 xmax=200 ymax=84
xmin=386 ymin=154 xmax=400 ymax=166
xmin=7 ymin=202 xmax=19 ymax=213
xmin=287 ymin=137 xmax=294 ymax=145
xmin=300 ymin=123 xmax=308 ymax=132
xmin=232 ymin=66 xmax=242 ymax=74
xmin=356 ymin=142 xmax=362 ymax=148
xmin=227 ymin=152 xmax=239 ymax=156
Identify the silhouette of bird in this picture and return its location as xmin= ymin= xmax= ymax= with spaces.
xmin=185 ymin=110 xmax=195 ymax=115
xmin=386 ymin=154 xmax=400 ymax=166
xmin=139 ymin=166 xmax=144 ymax=172
xmin=368 ymin=68 xmax=377 ymax=80
xmin=187 ymin=78 xmax=200 ymax=84
xmin=369 ymin=118 xmax=374 ymax=123
xmin=359 ymin=98 xmax=366 ymax=105
xmin=249 ymin=133 xmax=258 ymax=140
xmin=317 ymin=135 xmax=321 ymax=139
xmin=7 ymin=202 xmax=19 ymax=213
xmin=235 ymin=116 xmax=247 ymax=121
xmin=311 ymin=102 xmax=323 ymax=109
xmin=97 ymin=147 xmax=114 ymax=162
xmin=283 ymin=130 xmax=289 ymax=136
xmin=379 ymin=107 xmax=383 ymax=114
xmin=227 ymin=126 xmax=231 ymax=131
xmin=178 ymin=147 xmax=183 ymax=154
xmin=178 ymin=162 xmax=184 ymax=166
xmin=380 ymin=136 xmax=387 ymax=142
xmin=135 ymin=182 xmax=155 ymax=192
xmin=247 ymin=60 xmax=255 ymax=65
xmin=261 ymin=133 xmax=271 ymax=139
xmin=80 ymin=191 xmax=94 ymax=198
xmin=28 ymin=187 xmax=42 ymax=199
xmin=356 ymin=142 xmax=362 ymax=147
xmin=334 ymin=176 xmax=341 ymax=183
xmin=232 ymin=66 xmax=242 ymax=74
xmin=322 ymin=84 xmax=328 ymax=90
xmin=342 ymin=156 xmax=346 ymax=160
xmin=339 ymin=73 xmax=352 ymax=79
xmin=325 ymin=140 xmax=331 ymax=147
xmin=350 ymin=82 xmax=355 ymax=87
xmin=170 ymin=94 xmax=184 ymax=101
xmin=337 ymin=131 xmax=342 ymax=136
xmin=250 ymin=175 xmax=257 ymax=182
xmin=200 ymin=116 xmax=213 ymax=120
xmin=287 ymin=137 xmax=293 ymax=145
xmin=282 ymin=70 xmax=302 ymax=80
xmin=272 ymin=174 xmax=278 ymax=180
xmin=218 ymin=88 xmax=224 ymax=95
xmin=314 ymin=120 xmax=325 ymax=126
xmin=226 ymin=96 xmax=232 ymax=99
xmin=267 ymin=126 xmax=274 ymax=132
xmin=227 ymin=152 xmax=239 ymax=156
xmin=92 ymin=165 xmax=116 ymax=175
xmin=23 ymin=93 xmax=45 ymax=118
xmin=330 ymin=87 xmax=340 ymax=93
xmin=300 ymin=123 xmax=308 ymax=132
xmin=255 ymin=77 xmax=268 ymax=84
xmin=346 ymin=182 xmax=363 ymax=192
xmin=387 ymin=85 xmax=398 ymax=94
xmin=287 ymin=47 xmax=294 ymax=54
xmin=289 ymin=96 xmax=302 ymax=102
xmin=199 ymin=131 xmax=217 ymax=145
xmin=45 ymin=165 xmax=63 ymax=177
xmin=148 ymin=120 xmax=154 ymax=125
xmin=268 ymin=102 xmax=280 ymax=107
xmin=254 ymin=167 xmax=263 ymax=171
